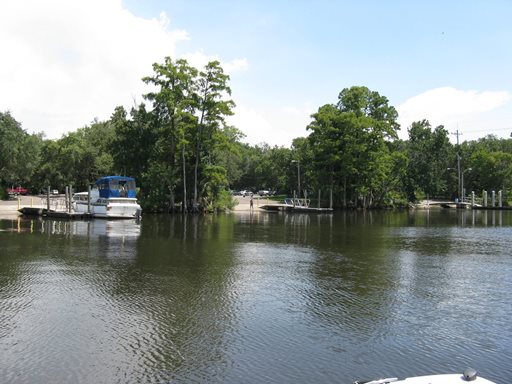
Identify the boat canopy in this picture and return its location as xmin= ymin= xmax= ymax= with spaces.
xmin=95 ymin=176 xmax=137 ymax=198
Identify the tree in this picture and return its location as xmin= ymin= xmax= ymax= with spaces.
xmin=211 ymin=125 xmax=246 ymax=188
xmin=405 ymin=120 xmax=453 ymax=200
xmin=470 ymin=149 xmax=512 ymax=196
xmin=0 ymin=111 xmax=43 ymax=191
xmin=192 ymin=60 xmax=235 ymax=211
xmin=307 ymin=86 xmax=400 ymax=208
xmin=142 ymin=57 xmax=198 ymax=212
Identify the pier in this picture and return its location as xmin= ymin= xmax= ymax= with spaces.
xmin=18 ymin=207 xmax=91 ymax=219
xmin=259 ymin=198 xmax=333 ymax=213
xmin=15 ymin=186 xmax=91 ymax=220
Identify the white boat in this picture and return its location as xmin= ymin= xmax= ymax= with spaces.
xmin=355 ymin=369 xmax=496 ymax=384
xmin=73 ymin=176 xmax=142 ymax=219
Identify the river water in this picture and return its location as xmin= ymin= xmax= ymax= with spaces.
xmin=0 ymin=209 xmax=510 ymax=383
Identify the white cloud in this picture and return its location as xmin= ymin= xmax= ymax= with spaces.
xmin=0 ymin=0 xmax=187 ymax=138
xmin=223 ymin=58 xmax=249 ymax=74
xmin=228 ymin=103 xmax=313 ymax=147
xmin=181 ymin=51 xmax=248 ymax=74
xmin=397 ymin=87 xmax=512 ymax=141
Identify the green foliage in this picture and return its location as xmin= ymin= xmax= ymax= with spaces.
xmin=31 ymin=120 xmax=115 ymax=192
xmin=405 ymin=120 xmax=453 ymax=201
xmin=307 ymin=86 xmax=400 ymax=207
xmin=0 ymin=111 xmax=43 ymax=190
xmin=211 ymin=189 xmax=237 ymax=212
xmin=6 ymin=69 xmax=512 ymax=212
xmin=138 ymin=57 xmax=236 ymax=212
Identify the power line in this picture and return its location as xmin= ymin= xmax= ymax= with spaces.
xmin=451 ymin=129 xmax=462 ymax=145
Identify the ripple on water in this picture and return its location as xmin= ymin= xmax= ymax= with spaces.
xmin=1 ymin=214 xmax=511 ymax=383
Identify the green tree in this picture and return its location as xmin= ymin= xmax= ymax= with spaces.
xmin=406 ymin=120 xmax=453 ymax=200
xmin=307 ymin=86 xmax=400 ymax=208
xmin=211 ymin=125 xmax=245 ymax=186
xmin=470 ymin=149 xmax=512 ymax=197
xmin=192 ymin=60 xmax=235 ymax=211
xmin=0 ymin=111 xmax=43 ymax=191
xmin=142 ymin=57 xmax=198 ymax=212
xmin=33 ymin=120 xmax=115 ymax=193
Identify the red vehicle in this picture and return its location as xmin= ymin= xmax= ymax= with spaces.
xmin=7 ymin=186 xmax=28 ymax=195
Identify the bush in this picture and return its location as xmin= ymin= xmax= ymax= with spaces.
xmin=212 ymin=189 xmax=237 ymax=212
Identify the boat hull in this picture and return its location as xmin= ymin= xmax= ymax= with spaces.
xmin=74 ymin=198 xmax=142 ymax=219
xmin=356 ymin=372 xmax=495 ymax=384
xmin=395 ymin=374 xmax=495 ymax=383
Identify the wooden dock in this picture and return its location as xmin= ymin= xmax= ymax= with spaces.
xmin=259 ymin=198 xmax=333 ymax=213
xmin=471 ymin=206 xmax=512 ymax=211
xmin=18 ymin=207 xmax=91 ymax=219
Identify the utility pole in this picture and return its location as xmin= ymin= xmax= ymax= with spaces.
xmin=451 ymin=128 xmax=462 ymax=200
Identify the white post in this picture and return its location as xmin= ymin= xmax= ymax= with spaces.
xmin=297 ymin=161 xmax=301 ymax=200
xmin=65 ymin=186 xmax=69 ymax=211
xmin=87 ymin=185 xmax=91 ymax=213
xmin=68 ymin=185 xmax=72 ymax=213
xmin=492 ymin=191 xmax=496 ymax=207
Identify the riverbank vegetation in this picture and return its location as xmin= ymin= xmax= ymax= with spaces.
xmin=2 ymin=57 xmax=512 ymax=210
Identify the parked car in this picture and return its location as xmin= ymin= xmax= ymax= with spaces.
xmin=258 ymin=190 xmax=270 ymax=196
xmin=7 ymin=186 xmax=28 ymax=196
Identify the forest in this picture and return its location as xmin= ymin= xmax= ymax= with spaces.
xmin=2 ymin=57 xmax=512 ymax=212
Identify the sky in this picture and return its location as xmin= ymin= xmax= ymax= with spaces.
xmin=1 ymin=0 xmax=511 ymax=147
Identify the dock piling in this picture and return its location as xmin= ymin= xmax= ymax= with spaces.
xmin=68 ymin=185 xmax=73 ymax=213
xmin=65 ymin=186 xmax=69 ymax=211
xmin=87 ymin=185 xmax=91 ymax=213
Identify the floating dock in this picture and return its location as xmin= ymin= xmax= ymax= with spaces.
xmin=471 ymin=206 xmax=512 ymax=211
xmin=259 ymin=198 xmax=333 ymax=213
xmin=18 ymin=207 xmax=91 ymax=220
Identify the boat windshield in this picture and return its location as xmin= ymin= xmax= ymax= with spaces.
xmin=96 ymin=177 xmax=137 ymax=198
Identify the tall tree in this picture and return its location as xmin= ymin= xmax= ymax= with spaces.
xmin=192 ymin=61 xmax=235 ymax=211
xmin=0 ymin=111 xmax=42 ymax=188
xmin=307 ymin=86 xmax=400 ymax=208
xmin=142 ymin=57 xmax=198 ymax=212
xmin=406 ymin=120 xmax=453 ymax=200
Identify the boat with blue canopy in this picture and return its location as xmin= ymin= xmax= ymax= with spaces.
xmin=73 ymin=176 xmax=142 ymax=219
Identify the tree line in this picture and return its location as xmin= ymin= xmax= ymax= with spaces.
xmin=2 ymin=57 xmax=512 ymax=211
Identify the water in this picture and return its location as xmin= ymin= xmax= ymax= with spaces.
xmin=0 ymin=210 xmax=511 ymax=383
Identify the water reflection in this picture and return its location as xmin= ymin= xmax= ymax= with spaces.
xmin=0 ymin=216 xmax=141 ymax=237
xmin=0 ymin=211 xmax=510 ymax=383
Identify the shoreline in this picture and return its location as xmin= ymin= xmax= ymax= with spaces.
xmin=231 ymin=195 xmax=277 ymax=212
xmin=0 ymin=194 xmax=278 ymax=216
